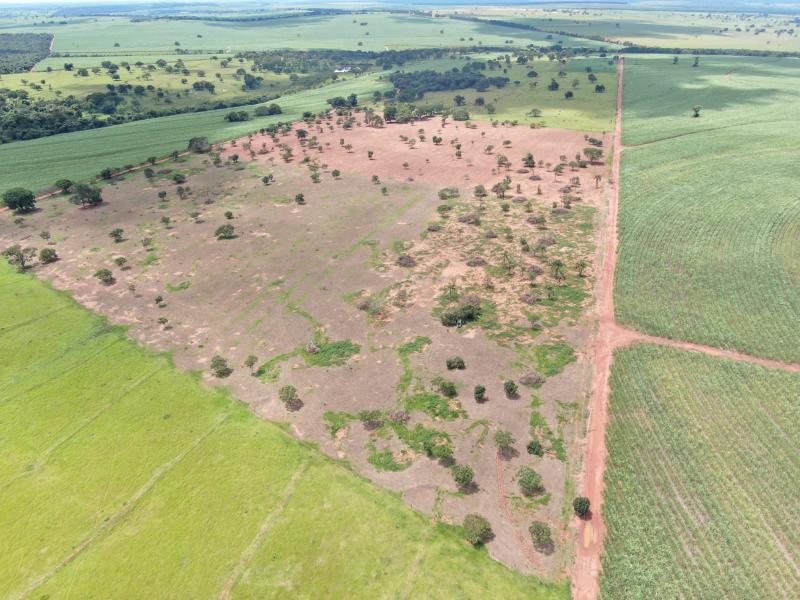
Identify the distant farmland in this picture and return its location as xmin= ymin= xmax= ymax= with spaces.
xmin=0 ymin=264 xmax=566 ymax=600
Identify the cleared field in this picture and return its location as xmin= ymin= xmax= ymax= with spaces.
xmin=0 ymin=13 xmax=603 ymax=53
xmin=601 ymin=344 xmax=800 ymax=598
xmin=422 ymin=55 xmax=617 ymax=131
xmin=615 ymin=55 xmax=800 ymax=362
xmin=0 ymin=74 xmax=388 ymax=193
xmin=0 ymin=263 xmax=566 ymax=599
xmin=455 ymin=8 xmax=800 ymax=51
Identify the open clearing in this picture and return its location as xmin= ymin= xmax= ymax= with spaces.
xmin=601 ymin=343 xmax=800 ymax=599
xmin=615 ymin=55 xmax=800 ymax=363
xmin=0 ymin=117 xmax=610 ymax=578
xmin=0 ymin=262 xmax=566 ymax=599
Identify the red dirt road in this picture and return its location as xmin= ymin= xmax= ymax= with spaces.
xmin=572 ymin=56 xmax=625 ymax=600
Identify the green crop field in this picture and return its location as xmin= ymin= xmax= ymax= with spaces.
xmin=0 ymin=12 xmax=605 ymax=53
xmin=466 ymin=9 xmax=800 ymax=51
xmin=0 ymin=263 xmax=566 ymax=599
xmin=422 ymin=55 xmax=617 ymax=131
xmin=601 ymin=344 xmax=800 ymax=598
xmin=0 ymin=74 xmax=389 ymax=194
xmin=615 ymin=55 xmax=800 ymax=362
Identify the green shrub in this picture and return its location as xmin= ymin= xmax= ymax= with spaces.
xmin=517 ymin=466 xmax=544 ymax=496
xmin=451 ymin=464 xmax=474 ymax=488
xmin=446 ymin=356 xmax=466 ymax=370
xmin=463 ymin=513 xmax=493 ymax=545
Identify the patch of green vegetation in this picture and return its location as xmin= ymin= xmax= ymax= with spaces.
xmin=367 ymin=446 xmax=409 ymax=472
xmin=406 ymin=392 xmax=465 ymax=421
xmin=531 ymin=341 xmax=576 ymax=376
xmin=141 ymin=252 xmax=159 ymax=267
xmin=256 ymin=351 xmax=296 ymax=383
xmin=301 ymin=337 xmax=360 ymax=368
xmin=323 ymin=411 xmax=355 ymax=438
xmin=510 ymin=493 xmax=552 ymax=511
xmin=396 ymin=336 xmax=431 ymax=397
xmin=166 ymin=280 xmax=191 ymax=293
xmin=390 ymin=422 xmax=453 ymax=461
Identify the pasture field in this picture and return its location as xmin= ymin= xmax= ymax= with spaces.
xmin=0 ymin=263 xmax=566 ymax=599
xmin=0 ymin=12 xmax=606 ymax=54
xmin=615 ymin=55 xmax=800 ymax=362
xmin=451 ymin=7 xmax=800 ymax=51
xmin=3 ymin=56 xmax=293 ymax=111
xmin=0 ymin=74 xmax=389 ymax=193
xmin=422 ymin=55 xmax=617 ymax=131
xmin=601 ymin=343 xmax=800 ymax=598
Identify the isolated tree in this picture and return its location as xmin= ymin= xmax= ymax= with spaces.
xmin=453 ymin=94 xmax=466 ymax=106
xmin=693 ymin=56 xmax=699 ymax=68
xmin=474 ymin=385 xmax=486 ymax=402
xmin=494 ymin=430 xmax=516 ymax=454
xmin=109 ymin=228 xmax=124 ymax=243
xmin=527 ymin=439 xmax=544 ymax=456
xmin=576 ymin=259 xmax=588 ymax=277
xmin=294 ymin=193 xmax=305 ymax=205
xmin=158 ymin=191 xmax=168 ymax=201
xmin=474 ymin=184 xmax=488 ymax=199
xmin=446 ymin=356 xmax=465 ymax=370
xmin=463 ymin=514 xmax=492 ymax=546
xmin=331 ymin=169 xmax=341 ymax=179
xmin=54 ymin=179 xmax=74 ymax=194
xmin=279 ymin=385 xmax=302 ymax=410
xmin=244 ymin=354 xmax=258 ymax=373
xmin=73 ymin=183 xmax=103 ymax=207
xmin=451 ymin=464 xmax=475 ymax=488
xmin=522 ymin=152 xmax=535 ymax=168
xmin=215 ymin=223 xmax=235 ymax=240
xmin=504 ymin=379 xmax=518 ymax=398
xmin=2 ymin=188 xmax=36 ymax=213
xmin=94 ymin=268 xmax=115 ymax=285
xmin=39 ymin=247 xmax=58 ymax=264
xmin=517 ymin=466 xmax=544 ymax=496
xmin=262 ymin=174 xmax=274 ymax=186
xmin=692 ymin=105 xmax=703 ymax=118
xmin=529 ymin=521 xmax=553 ymax=552
xmin=2 ymin=245 xmax=36 ymax=271
xmin=210 ymin=355 xmax=232 ymax=378
xmin=551 ymin=259 xmax=565 ymax=281
xmin=573 ymin=496 xmax=591 ymax=518
xmin=114 ymin=256 xmax=127 ymax=268
xmin=594 ymin=174 xmax=602 ymax=188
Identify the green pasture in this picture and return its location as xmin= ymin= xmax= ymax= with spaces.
xmin=616 ymin=55 xmax=800 ymax=362
xmin=0 ymin=263 xmax=566 ymax=599
xmin=422 ymin=56 xmax=617 ymax=131
xmin=0 ymin=12 xmax=605 ymax=54
xmin=3 ymin=56 xmax=292 ymax=110
xmin=489 ymin=9 xmax=800 ymax=51
xmin=601 ymin=344 xmax=800 ymax=598
xmin=0 ymin=75 xmax=389 ymax=194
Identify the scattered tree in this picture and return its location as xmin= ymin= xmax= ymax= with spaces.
xmin=529 ymin=521 xmax=553 ymax=552
xmin=517 ymin=466 xmax=545 ymax=496
xmin=39 ymin=247 xmax=58 ymax=264
xmin=2 ymin=188 xmax=36 ymax=213
xmin=210 ymin=355 xmax=232 ymax=378
xmin=109 ymin=228 xmax=124 ymax=243
xmin=446 ymin=356 xmax=466 ymax=370
xmin=2 ymin=245 xmax=36 ymax=271
xmin=215 ymin=223 xmax=235 ymax=240
xmin=573 ymin=496 xmax=591 ymax=518
xmin=451 ymin=464 xmax=475 ymax=488
xmin=504 ymin=379 xmax=518 ymax=398
xmin=463 ymin=513 xmax=493 ymax=546
xmin=279 ymin=384 xmax=302 ymax=410
xmin=474 ymin=385 xmax=486 ymax=402
xmin=94 ymin=268 xmax=114 ymax=285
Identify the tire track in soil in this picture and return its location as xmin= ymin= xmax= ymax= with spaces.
xmin=218 ymin=460 xmax=309 ymax=600
xmin=12 ymin=415 xmax=227 ymax=600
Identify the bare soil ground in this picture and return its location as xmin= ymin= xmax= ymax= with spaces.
xmin=1 ymin=118 xmax=608 ymax=578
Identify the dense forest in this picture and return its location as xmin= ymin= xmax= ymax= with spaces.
xmin=0 ymin=33 xmax=52 ymax=74
xmin=389 ymin=63 xmax=510 ymax=101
